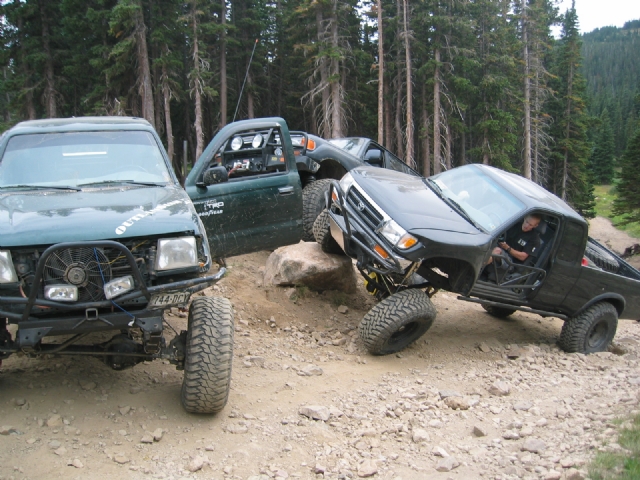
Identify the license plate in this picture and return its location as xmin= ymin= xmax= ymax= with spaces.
xmin=148 ymin=292 xmax=191 ymax=308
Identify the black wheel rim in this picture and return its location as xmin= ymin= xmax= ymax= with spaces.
xmin=388 ymin=322 xmax=420 ymax=346
xmin=588 ymin=320 xmax=608 ymax=349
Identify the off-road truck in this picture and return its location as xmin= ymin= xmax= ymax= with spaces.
xmin=315 ymin=164 xmax=640 ymax=355
xmin=0 ymin=116 xmax=301 ymax=414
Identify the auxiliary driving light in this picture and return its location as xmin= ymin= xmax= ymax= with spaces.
xmin=104 ymin=275 xmax=134 ymax=300
xmin=44 ymin=285 xmax=78 ymax=302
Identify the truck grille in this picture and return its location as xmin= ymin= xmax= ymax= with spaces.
xmin=346 ymin=187 xmax=384 ymax=231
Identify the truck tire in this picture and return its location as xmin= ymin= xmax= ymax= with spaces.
xmin=359 ymin=289 xmax=436 ymax=355
xmin=313 ymin=208 xmax=344 ymax=255
xmin=558 ymin=302 xmax=618 ymax=354
xmin=482 ymin=304 xmax=516 ymax=318
xmin=181 ymin=297 xmax=234 ymax=414
xmin=302 ymin=179 xmax=333 ymax=241
xmin=584 ymin=241 xmax=619 ymax=273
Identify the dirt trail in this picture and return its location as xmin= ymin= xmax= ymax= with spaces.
xmin=1 ymin=218 xmax=639 ymax=480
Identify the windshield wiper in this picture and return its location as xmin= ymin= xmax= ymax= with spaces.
xmin=444 ymin=197 xmax=485 ymax=231
xmin=77 ymin=180 xmax=165 ymax=187
xmin=0 ymin=184 xmax=81 ymax=192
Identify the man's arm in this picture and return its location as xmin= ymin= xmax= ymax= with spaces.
xmin=498 ymin=242 xmax=529 ymax=262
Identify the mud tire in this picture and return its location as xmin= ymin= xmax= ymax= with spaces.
xmin=584 ymin=241 xmax=619 ymax=273
xmin=181 ymin=296 xmax=234 ymax=414
xmin=302 ymin=179 xmax=334 ymax=241
xmin=482 ymin=304 xmax=517 ymax=318
xmin=313 ymin=208 xmax=344 ymax=255
xmin=359 ymin=289 xmax=437 ymax=355
xmin=558 ymin=302 xmax=618 ymax=354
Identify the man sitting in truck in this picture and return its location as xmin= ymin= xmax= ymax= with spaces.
xmin=484 ymin=213 xmax=542 ymax=280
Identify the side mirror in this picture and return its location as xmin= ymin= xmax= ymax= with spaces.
xmin=203 ymin=165 xmax=229 ymax=186
xmin=364 ymin=149 xmax=383 ymax=166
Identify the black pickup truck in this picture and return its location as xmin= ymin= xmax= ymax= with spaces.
xmin=315 ymin=164 xmax=640 ymax=355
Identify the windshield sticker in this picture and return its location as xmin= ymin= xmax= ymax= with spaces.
xmin=198 ymin=200 xmax=224 ymax=218
xmin=115 ymin=199 xmax=184 ymax=235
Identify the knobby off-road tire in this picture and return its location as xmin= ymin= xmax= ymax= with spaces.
xmin=558 ymin=302 xmax=618 ymax=354
xmin=302 ymin=179 xmax=333 ymax=242
xmin=359 ymin=289 xmax=437 ymax=355
xmin=482 ymin=304 xmax=517 ymax=319
xmin=313 ymin=208 xmax=344 ymax=255
xmin=584 ymin=241 xmax=619 ymax=273
xmin=181 ymin=296 xmax=234 ymax=414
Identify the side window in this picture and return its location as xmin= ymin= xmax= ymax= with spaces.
xmin=216 ymin=127 xmax=288 ymax=180
xmin=556 ymin=221 xmax=585 ymax=264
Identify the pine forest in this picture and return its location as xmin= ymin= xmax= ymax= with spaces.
xmin=1 ymin=1 xmax=639 ymax=219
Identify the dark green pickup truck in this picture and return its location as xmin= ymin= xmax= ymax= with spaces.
xmin=0 ymin=116 xmax=311 ymax=414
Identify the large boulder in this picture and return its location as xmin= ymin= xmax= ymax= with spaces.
xmin=263 ymin=242 xmax=357 ymax=292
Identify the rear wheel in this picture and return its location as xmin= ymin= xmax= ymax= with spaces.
xmin=302 ymin=179 xmax=333 ymax=242
xmin=359 ymin=289 xmax=436 ymax=355
xmin=181 ymin=297 xmax=234 ymax=414
xmin=482 ymin=304 xmax=516 ymax=319
xmin=313 ymin=208 xmax=344 ymax=255
xmin=558 ymin=302 xmax=618 ymax=354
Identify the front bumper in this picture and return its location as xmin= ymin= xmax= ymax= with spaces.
xmin=0 ymin=241 xmax=225 ymax=347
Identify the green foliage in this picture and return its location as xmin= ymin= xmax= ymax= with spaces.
xmin=593 ymin=185 xmax=640 ymax=238
xmin=589 ymin=413 xmax=640 ymax=480
xmin=612 ymin=127 xmax=640 ymax=225
xmin=590 ymin=109 xmax=616 ymax=184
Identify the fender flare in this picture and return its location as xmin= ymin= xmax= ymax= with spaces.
xmin=572 ymin=293 xmax=626 ymax=318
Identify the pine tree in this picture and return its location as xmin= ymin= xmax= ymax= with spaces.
xmin=589 ymin=109 xmax=616 ymax=184
xmin=612 ymin=126 xmax=640 ymax=225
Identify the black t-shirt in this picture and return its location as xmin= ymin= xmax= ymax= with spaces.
xmin=505 ymin=225 xmax=541 ymax=261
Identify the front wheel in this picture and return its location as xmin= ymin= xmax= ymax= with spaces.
xmin=181 ymin=297 xmax=234 ymax=414
xmin=302 ymin=179 xmax=334 ymax=242
xmin=359 ymin=289 xmax=437 ymax=355
xmin=558 ymin=302 xmax=618 ymax=354
xmin=313 ymin=208 xmax=344 ymax=255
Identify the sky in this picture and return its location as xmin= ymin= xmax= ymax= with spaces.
xmin=556 ymin=0 xmax=640 ymax=33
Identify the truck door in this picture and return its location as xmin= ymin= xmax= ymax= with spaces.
xmin=185 ymin=118 xmax=303 ymax=259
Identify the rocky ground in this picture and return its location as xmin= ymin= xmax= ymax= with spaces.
xmin=1 ymin=218 xmax=640 ymax=480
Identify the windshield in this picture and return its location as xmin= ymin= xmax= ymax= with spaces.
xmin=429 ymin=166 xmax=526 ymax=232
xmin=0 ymin=131 xmax=173 ymax=188
xmin=329 ymin=138 xmax=366 ymax=157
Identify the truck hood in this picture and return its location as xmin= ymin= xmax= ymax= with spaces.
xmin=350 ymin=167 xmax=481 ymax=235
xmin=0 ymin=185 xmax=199 ymax=247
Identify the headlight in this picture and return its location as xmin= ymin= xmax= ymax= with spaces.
xmin=156 ymin=237 xmax=198 ymax=271
xmin=230 ymin=136 xmax=243 ymax=151
xmin=339 ymin=172 xmax=355 ymax=194
xmin=251 ymin=134 xmax=263 ymax=148
xmin=0 ymin=251 xmax=18 ymax=283
xmin=378 ymin=220 xmax=418 ymax=250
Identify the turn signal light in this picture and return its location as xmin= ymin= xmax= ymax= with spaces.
xmin=373 ymin=244 xmax=389 ymax=259
xmin=331 ymin=189 xmax=338 ymax=202
xmin=398 ymin=235 xmax=418 ymax=249
xmin=306 ymin=138 xmax=316 ymax=151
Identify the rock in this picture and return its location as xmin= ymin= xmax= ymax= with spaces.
xmin=68 ymin=459 xmax=84 ymax=468
xmin=152 ymin=428 xmax=163 ymax=441
xmin=299 ymin=406 xmax=330 ymax=422
xmin=226 ymin=423 xmax=249 ymax=434
xmin=412 ymin=429 xmax=430 ymax=443
xmin=263 ymin=243 xmax=357 ymax=293
xmin=314 ymin=464 xmax=326 ymax=474
xmin=544 ymin=470 xmax=562 ymax=480
xmin=479 ymin=342 xmax=491 ymax=353
xmin=54 ymin=446 xmax=67 ymax=456
xmin=245 ymin=356 xmax=265 ymax=367
xmin=46 ymin=414 xmax=63 ymax=427
xmin=119 ymin=406 xmax=131 ymax=416
xmin=432 ymin=446 xmax=449 ymax=457
xmin=114 ymin=454 xmax=130 ymax=464
xmin=439 ymin=390 xmax=463 ymax=399
xmin=298 ymin=364 xmax=323 ymax=376
xmin=337 ymin=305 xmax=349 ymax=314
xmin=522 ymin=437 xmax=547 ymax=454
xmin=560 ymin=457 xmax=575 ymax=468
xmin=513 ymin=401 xmax=533 ymax=411
xmin=0 ymin=426 xmax=18 ymax=435
xmin=488 ymin=381 xmax=511 ymax=396
xmin=188 ymin=456 xmax=206 ymax=472
xmin=14 ymin=398 xmax=27 ymax=407
xmin=357 ymin=459 xmax=378 ymax=477
xmin=503 ymin=430 xmax=520 ymax=440
xmin=49 ymin=440 xmax=62 ymax=449
xmin=141 ymin=434 xmax=154 ymax=444
xmin=473 ymin=425 xmax=489 ymax=437
xmin=129 ymin=386 xmax=141 ymax=394
xmin=564 ymin=468 xmax=586 ymax=480
xmin=444 ymin=396 xmax=470 ymax=410
xmin=79 ymin=380 xmax=96 ymax=391
xmin=435 ymin=456 xmax=460 ymax=472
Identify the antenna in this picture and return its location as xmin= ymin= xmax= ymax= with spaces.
xmin=233 ymin=38 xmax=259 ymax=122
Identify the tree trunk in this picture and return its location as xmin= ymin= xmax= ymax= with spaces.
xmin=421 ymin=91 xmax=431 ymax=177
xmin=403 ymin=0 xmax=413 ymax=166
xmin=433 ymin=48 xmax=441 ymax=174
xmin=377 ymin=0 xmax=384 ymax=144
xmin=562 ymin=61 xmax=574 ymax=201
xmin=134 ymin=0 xmax=155 ymax=128
xmin=384 ymin=82 xmax=392 ymax=148
xmin=191 ymin=4 xmax=204 ymax=160
xmin=16 ymin=0 xmax=35 ymax=119
xmin=161 ymin=53 xmax=175 ymax=172
xmin=316 ymin=8 xmax=330 ymax=137
xmin=329 ymin=0 xmax=342 ymax=138
xmin=247 ymin=73 xmax=255 ymax=119
xmin=522 ymin=0 xmax=532 ymax=179
xmin=39 ymin=1 xmax=56 ymax=118
xmin=219 ymin=0 xmax=227 ymax=128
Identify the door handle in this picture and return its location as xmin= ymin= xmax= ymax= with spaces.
xmin=278 ymin=186 xmax=294 ymax=195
